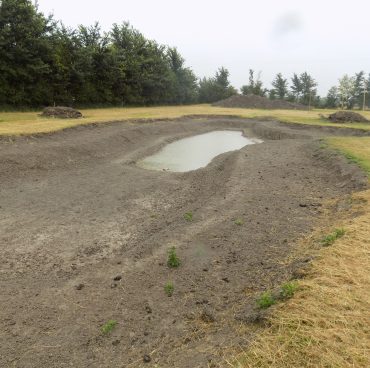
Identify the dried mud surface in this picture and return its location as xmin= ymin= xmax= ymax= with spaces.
xmin=0 ymin=117 xmax=367 ymax=367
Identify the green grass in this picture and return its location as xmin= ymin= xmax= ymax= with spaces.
xmin=184 ymin=212 xmax=193 ymax=222
xmin=280 ymin=281 xmax=299 ymax=299
xmin=101 ymin=320 xmax=117 ymax=334
xmin=164 ymin=282 xmax=174 ymax=296
xmin=256 ymin=291 xmax=276 ymax=309
xmin=167 ymin=246 xmax=180 ymax=268
xmin=327 ymin=137 xmax=370 ymax=177
xmin=322 ymin=228 xmax=346 ymax=246
xmin=234 ymin=218 xmax=244 ymax=225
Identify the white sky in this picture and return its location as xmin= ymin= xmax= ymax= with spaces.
xmin=38 ymin=0 xmax=370 ymax=95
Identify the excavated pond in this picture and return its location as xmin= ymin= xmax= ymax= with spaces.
xmin=138 ymin=130 xmax=261 ymax=172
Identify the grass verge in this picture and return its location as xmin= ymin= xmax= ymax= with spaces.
xmin=1 ymin=105 xmax=370 ymax=136
xmin=234 ymin=141 xmax=370 ymax=367
xmin=327 ymin=137 xmax=370 ymax=176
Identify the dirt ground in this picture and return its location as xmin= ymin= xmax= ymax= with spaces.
xmin=0 ymin=117 xmax=367 ymax=368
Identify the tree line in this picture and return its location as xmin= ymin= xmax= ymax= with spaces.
xmin=0 ymin=0 xmax=369 ymax=110
xmin=0 ymin=0 xmax=198 ymax=107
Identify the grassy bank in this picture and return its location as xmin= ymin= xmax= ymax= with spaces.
xmin=1 ymin=105 xmax=370 ymax=136
xmin=328 ymin=137 xmax=370 ymax=176
xmin=234 ymin=141 xmax=370 ymax=368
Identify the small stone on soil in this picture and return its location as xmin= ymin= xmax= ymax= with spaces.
xmin=113 ymin=275 xmax=122 ymax=281
xmin=143 ymin=354 xmax=151 ymax=363
xmin=75 ymin=283 xmax=84 ymax=290
xmin=145 ymin=305 xmax=152 ymax=314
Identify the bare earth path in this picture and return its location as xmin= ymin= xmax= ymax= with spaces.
xmin=0 ymin=117 xmax=366 ymax=367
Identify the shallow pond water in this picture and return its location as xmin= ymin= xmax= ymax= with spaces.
xmin=138 ymin=130 xmax=261 ymax=172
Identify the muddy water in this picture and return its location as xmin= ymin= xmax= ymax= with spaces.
xmin=138 ymin=130 xmax=261 ymax=172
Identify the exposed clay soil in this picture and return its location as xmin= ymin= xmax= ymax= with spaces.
xmin=0 ymin=117 xmax=367 ymax=368
xmin=213 ymin=94 xmax=306 ymax=110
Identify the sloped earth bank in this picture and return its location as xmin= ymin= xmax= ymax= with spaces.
xmin=0 ymin=117 xmax=367 ymax=368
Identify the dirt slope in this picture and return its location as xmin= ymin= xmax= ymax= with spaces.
xmin=0 ymin=117 xmax=367 ymax=368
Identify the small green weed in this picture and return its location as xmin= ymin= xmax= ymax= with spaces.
xmin=101 ymin=320 xmax=117 ymax=334
xmin=234 ymin=218 xmax=244 ymax=225
xmin=256 ymin=291 xmax=276 ymax=309
xmin=164 ymin=282 xmax=174 ymax=296
xmin=322 ymin=228 xmax=345 ymax=246
xmin=184 ymin=212 xmax=193 ymax=222
xmin=167 ymin=247 xmax=180 ymax=268
xmin=280 ymin=281 xmax=299 ymax=299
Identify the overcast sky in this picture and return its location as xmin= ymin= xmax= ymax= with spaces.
xmin=38 ymin=0 xmax=370 ymax=95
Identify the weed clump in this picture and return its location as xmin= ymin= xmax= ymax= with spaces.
xmin=234 ymin=218 xmax=244 ymax=225
xmin=167 ymin=247 xmax=180 ymax=268
xmin=322 ymin=228 xmax=345 ymax=246
xmin=280 ymin=281 xmax=299 ymax=299
xmin=184 ymin=212 xmax=193 ymax=222
xmin=101 ymin=320 xmax=117 ymax=334
xmin=164 ymin=282 xmax=174 ymax=296
xmin=256 ymin=291 xmax=276 ymax=309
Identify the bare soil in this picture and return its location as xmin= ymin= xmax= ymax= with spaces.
xmin=213 ymin=94 xmax=306 ymax=109
xmin=0 ymin=117 xmax=367 ymax=368
xmin=41 ymin=106 xmax=83 ymax=119
xmin=327 ymin=111 xmax=368 ymax=123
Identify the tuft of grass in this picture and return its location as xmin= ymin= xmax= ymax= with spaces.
xmin=234 ymin=218 xmax=244 ymax=226
xmin=321 ymin=228 xmax=345 ymax=246
xmin=167 ymin=246 xmax=180 ymax=268
xmin=184 ymin=212 xmax=193 ymax=222
xmin=280 ymin=281 xmax=299 ymax=299
xmin=101 ymin=320 xmax=117 ymax=334
xmin=256 ymin=291 xmax=276 ymax=309
xmin=164 ymin=282 xmax=174 ymax=296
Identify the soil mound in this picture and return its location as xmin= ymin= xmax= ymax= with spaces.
xmin=41 ymin=106 xmax=83 ymax=119
xmin=328 ymin=111 xmax=368 ymax=123
xmin=213 ymin=94 xmax=306 ymax=110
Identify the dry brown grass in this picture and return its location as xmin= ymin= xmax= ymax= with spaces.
xmin=233 ymin=189 xmax=370 ymax=368
xmin=1 ymin=105 xmax=370 ymax=136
